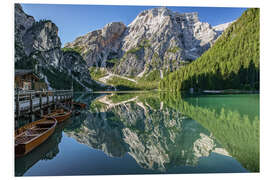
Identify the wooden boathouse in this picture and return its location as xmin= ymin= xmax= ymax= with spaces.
xmin=14 ymin=69 xmax=75 ymax=129
xmin=15 ymin=69 xmax=46 ymax=91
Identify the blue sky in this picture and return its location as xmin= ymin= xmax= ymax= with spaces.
xmin=21 ymin=4 xmax=246 ymax=46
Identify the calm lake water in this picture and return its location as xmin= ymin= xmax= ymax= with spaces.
xmin=15 ymin=92 xmax=259 ymax=176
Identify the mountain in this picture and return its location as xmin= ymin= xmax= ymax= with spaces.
xmin=64 ymin=7 xmax=232 ymax=89
xmin=14 ymin=4 xmax=102 ymax=91
xmin=64 ymin=22 xmax=126 ymax=67
xmin=160 ymin=8 xmax=260 ymax=91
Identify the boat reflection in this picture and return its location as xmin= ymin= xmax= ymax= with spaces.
xmin=15 ymin=119 xmax=71 ymax=176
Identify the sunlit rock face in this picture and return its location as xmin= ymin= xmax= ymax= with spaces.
xmin=15 ymin=4 xmax=35 ymax=63
xmin=117 ymin=8 xmax=218 ymax=76
xmin=15 ymin=4 xmax=62 ymax=66
xmin=14 ymin=4 xmax=96 ymax=90
xmin=65 ymin=22 xmax=127 ymax=67
xmin=65 ymin=94 xmax=230 ymax=171
xmin=22 ymin=20 xmax=62 ymax=66
xmin=65 ymin=7 xmax=231 ymax=77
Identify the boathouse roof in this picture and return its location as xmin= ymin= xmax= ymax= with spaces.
xmin=15 ymin=69 xmax=39 ymax=80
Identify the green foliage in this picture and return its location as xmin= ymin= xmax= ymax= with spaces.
xmin=140 ymin=39 xmax=151 ymax=48
xmin=107 ymin=76 xmax=138 ymax=90
xmin=89 ymin=67 xmax=107 ymax=81
xmin=15 ymin=56 xmax=37 ymax=69
xmin=42 ymin=66 xmax=105 ymax=91
xmin=62 ymin=46 xmax=83 ymax=54
xmin=107 ymin=92 xmax=162 ymax=109
xmin=126 ymin=39 xmax=151 ymax=59
xmin=127 ymin=47 xmax=142 ymax=54
xmin=150 ymin=53 xmax=162 ymax=68
xmin=160 ymin=8 xmax=260 ymax=92
xmin=26 ymin=19 xmax=53 ymax=33
xmin=160 ymin=92 xmax=259 ymax=172
xmin=106 ymin=58 xmax=119 ymax=68
xmin=42 ymin=66 xmax=83 ymax=91
xmin=167 ymin=46 xmax=180 ymax=53
xmin=89 ymin=101 xmax=107 ymax=113
xmin=108 ymin=93 xmax=137 ymax=103
xmin=141 ymin=69 xmax=161 ymax=82
xmin=106 ymin=76 xmax=159 ymax=90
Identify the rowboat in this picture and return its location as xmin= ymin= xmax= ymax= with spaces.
xmin=43 ymin=109 xmax=72 ymax=123
xmin=15 ymin=120 xmax=69 ymax=176
xmin=15 ymin=117 xmax=57 ymax=158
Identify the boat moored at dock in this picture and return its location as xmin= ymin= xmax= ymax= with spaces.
xmin=43 ymin=109 xmax=72 ymax=123
xmin=15 ymin=117 xmax=57 ymax=158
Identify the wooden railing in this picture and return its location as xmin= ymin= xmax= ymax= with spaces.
xmin=15 ymin=90 xmax=73 ymax=117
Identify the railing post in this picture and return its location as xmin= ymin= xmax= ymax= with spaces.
xmin=47 ymin=91 xmax=49 ymax=105
xmin=39 ymin=92 xmax=43 ymax=116
xmin=15 ymin=89 xmax=20 ymax=119
xmin=55 ymin=91 xmax=58 ymax=109
xmin=52 ymin=91 xmax=55 ymax=109
xmin=29 ymin=92 xmax=33 ymax=114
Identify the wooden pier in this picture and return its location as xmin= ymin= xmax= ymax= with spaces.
xmin=15 ymin=90 xmax=73 ymax=127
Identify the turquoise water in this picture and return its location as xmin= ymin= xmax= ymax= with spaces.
xmin=15 ymin=92 xmax=259 ymax=176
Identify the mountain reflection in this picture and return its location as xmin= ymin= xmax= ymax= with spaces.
xmin=160 ymin=92 xmax=260 ymax=172
xmin=64 ymin=93 xmax=232 ymax=172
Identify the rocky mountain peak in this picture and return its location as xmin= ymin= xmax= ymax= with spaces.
xmin=15 ymin=3 xmax=35 ymax=62
xmin=23 ymin=20 xmax=61 ymax=56
xmin=102 ymin=22 xmax=126 ymax=38
xmin=15 ymin=4 xmax=35 ymax=38
xmin=130 ymin=7 xmax=171 ymax=26
xmin=116 ymin=7 xmax=220 ymax=76
xmin=64 ymin=22 xmax=126 ymax=67
xmin=15 ymin=4 xmax=97 ymax=91
xmin=64 ymin=7 xmax=233 ymax=78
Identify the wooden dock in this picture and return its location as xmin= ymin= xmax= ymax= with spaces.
xmin=15 ymin=90 xmax=73 ymax=121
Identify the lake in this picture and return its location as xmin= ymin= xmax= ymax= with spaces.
xmin=15 ymin=92 xmax=259 ymax=176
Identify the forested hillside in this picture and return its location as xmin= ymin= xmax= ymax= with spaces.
xmin=160 ymin=8 xmax=260 ymax=91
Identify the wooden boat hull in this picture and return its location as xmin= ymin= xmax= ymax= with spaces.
xmin=43 ymin=109 xmax=72 ymax=123
xmin=15 ymin=120 xmax=70 ymax=176
xmin=15 ymin=118 xmax=57 ymax=158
